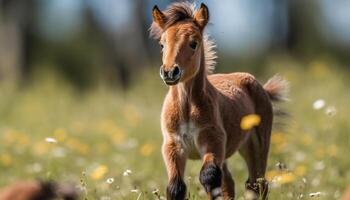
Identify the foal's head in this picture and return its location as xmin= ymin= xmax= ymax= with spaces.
xmin=150 ymin=3 xmax=210 ymax=86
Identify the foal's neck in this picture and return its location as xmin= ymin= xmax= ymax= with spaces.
xmin=170 ymin=49 xmax=211 ymax=121
xmin=180 ymin=66 xmax=208 ymax=97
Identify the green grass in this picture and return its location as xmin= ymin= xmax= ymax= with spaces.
xmin=0 ymin=59 xmax=349 ymax=199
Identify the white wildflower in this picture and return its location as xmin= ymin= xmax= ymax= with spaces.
xmin=130 ymin=189 xmax=139 ymax=193
xmin=152 ymin=188 xmax=159 ymax=195
xmin=244 ymin=190 xmax=257 ymax=200
xmin=123 ymin=169 xmax=132 ymax=176
xmin=76 ymin=185 xmax=87 ymax=194
xmin=45 ymin=137 xmax=57 ymax=143
xmin=302 ymin=177 xmax=307 ymax=184
xmin=106 ymin=178 xmax=114 ymax=184
xmin=309 ymin=192 xmax=322 ymax=197
xmin=313 ymin=99 xmax=325 ymax=110
xmin=152 ymin=189 xmax=164 ymax=200
xmin=314 ymin=161 xmax=325 ymax=171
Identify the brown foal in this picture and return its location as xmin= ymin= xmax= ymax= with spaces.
xmin=150 ymin=2 xmax=288 ymax=200
xmin=0 ymin=180 xmax=77 ymax=200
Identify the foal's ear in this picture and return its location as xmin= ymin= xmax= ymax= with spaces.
xmin=194 ymin=3 xmax=209 ymax=31
xmin=152 ymin=5 xmax=166 ymax=29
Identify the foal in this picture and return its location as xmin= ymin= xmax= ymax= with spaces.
xmin=150 ymin=3 xmax=288 ymax=200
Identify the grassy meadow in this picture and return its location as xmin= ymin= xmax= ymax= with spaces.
xmin=0 ymin=57 xmax=349 ymax=199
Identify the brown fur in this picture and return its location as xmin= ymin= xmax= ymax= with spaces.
xmin=151 ymin=2 xmax=288 ymax=200
xmin=0 ymin=180 xmax=77 ymax=200
xmin=342 ymin=185 xmax=350 ymax=200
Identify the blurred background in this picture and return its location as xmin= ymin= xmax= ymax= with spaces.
xmin=1 ymin=0 xmax=350 ymax=88
xmin=0 ymin=0 xmax=349 ymax=199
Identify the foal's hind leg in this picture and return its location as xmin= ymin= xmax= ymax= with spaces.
xmin=221 ymin=162 xmax=235 ymax=200
xmin=239 ymin=127 xmax=271 ymax=200
xmin=238 ymin=76 xmax=273 ymax=199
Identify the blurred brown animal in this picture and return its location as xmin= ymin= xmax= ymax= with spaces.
xmin=150 ymin=2 xmax=288 ymax=200
xmin=342 ymin=185 xmax=350 ymax=200
xmin=0 ymin=180 xmax=77 ymax=200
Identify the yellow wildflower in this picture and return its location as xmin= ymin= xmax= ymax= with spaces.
xmin=32 ymin=141 xmax=51 ymax=156
xmin=267 ymin=170 xmax=296 ymax=185
xmin=53 ymin=128 xmax=67 ymax=142
xmin=111 ymin=131 xmax=126 ymax=145
xmin=90 ymin=165 xmax=108 ymax=180
xmin=0 ymin=153 xmax=13 ymax=167
xmin=139 ymin=143 xmax=155 ymax=156
xmin=66 ymin=138 xmax=89 ymax=155
xmin=277 ymin=173 xmax=296 ymax=184
xmin=328 ymin=145 xmax=338 ymax=157
xmin=97 ymin=119 xmax=116 ymax=134
xmin=271 ymin=132 xmax=286 ymax=144
xmin=266 ymin=170 xmax=279 ymax=181
xmin=3 ymin=129 xmax=29 ymax=146
xmin=240 ymin=114 xmax=261 ymax=131
xmin=17 ymin=134 xmax=30 ymax=146
xmin=301 ymin=135 xmax=313 ymax=145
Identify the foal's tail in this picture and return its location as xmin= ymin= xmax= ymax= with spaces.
xmin=263 ymin=75 xmax=289 ymax=103
xmin=264 ymin=75 xmax=289 ymax=128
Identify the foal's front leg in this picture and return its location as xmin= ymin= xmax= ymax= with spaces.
xmin=197 ymin=127 xmax=226 ymax=200
xmin=162 ymin=138 xmax=187 ymax=200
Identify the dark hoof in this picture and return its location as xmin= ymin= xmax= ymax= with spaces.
xmin=199 ymin=163 xmax=222 ymax=197
xmin=167 ymin=177 xmax=187 ymax=200
xmin=245 ymin=178 xmax=269 ymax=200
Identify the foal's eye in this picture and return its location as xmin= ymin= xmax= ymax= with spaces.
xmin=189 ymin=41 xmax=198 ymax=50
xmin=160 ymin=44 xmax=164 ymax=49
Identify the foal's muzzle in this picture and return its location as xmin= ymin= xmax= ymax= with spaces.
xmin=160 ymin=65 xmax=183 ymax=85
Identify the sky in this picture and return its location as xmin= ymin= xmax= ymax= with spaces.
xmin=36 ymin=0 xmax=350 ymax=56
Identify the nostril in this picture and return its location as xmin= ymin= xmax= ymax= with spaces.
xmin=160 ymin=67 xmax=171 ymax=80
xmin=171 ymin=66 xmax=181 ymax=78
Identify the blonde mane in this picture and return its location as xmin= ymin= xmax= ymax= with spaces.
xmin=150 ymin=2 xmax=217 ymax=73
